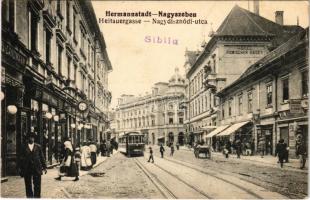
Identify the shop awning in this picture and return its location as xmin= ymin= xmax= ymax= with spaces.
xmin=157 ymin=136 xmax=165 ymax=140
xmin=217 ymin=121 xmax=250 ymax=137
xmin=205 ymin=125 xmax=230 ymax=138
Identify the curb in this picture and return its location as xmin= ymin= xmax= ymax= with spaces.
xmin=47 ymin=163 xmax=60 ymax=169
xmin=1 ymin=177 xmax=8 ymax=183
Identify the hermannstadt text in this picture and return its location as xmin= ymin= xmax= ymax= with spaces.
xmin=99 ymin=11 xmax=208 ymax=25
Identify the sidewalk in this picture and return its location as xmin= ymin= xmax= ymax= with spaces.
xmin=1 ymin=154 xmax=111 ymax=198
xmin=179 ymin=146 xmax=308 ymax=172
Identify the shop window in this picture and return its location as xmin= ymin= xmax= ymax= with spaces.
xmin=302 ymin=70 xmax=308 ymax=97
xmin=282 ymin=78 xmax=289 ymax=102
xmin=266 ymin=84 xmax=272 ymax=106
xmin=248 ymin=92 xmax=253 ymax=112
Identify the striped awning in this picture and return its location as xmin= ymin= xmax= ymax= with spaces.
xmin=217 ymin=121 xmax=250 ymax=137
xmin=205 ymin=125 xmax=230 ymax=138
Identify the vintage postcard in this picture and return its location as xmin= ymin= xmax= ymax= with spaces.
xmin=1 ymin=0 xmax=309 ymax=199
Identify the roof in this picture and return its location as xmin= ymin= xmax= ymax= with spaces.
xmin=184 ymin=50 xmax=200 ymax=67
xmin=187 ymin=5 xmax=303 ymax=77
xmin=218 ymin=28 xmax=307 ymax=96
xmin=215 ymin=5 xmax=303 ymax=47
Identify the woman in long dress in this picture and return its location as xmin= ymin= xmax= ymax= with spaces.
xmin=55 ymin=140 xmax=79 ymax=181
xmin=80 ymin=143 xmax=92 ymax=171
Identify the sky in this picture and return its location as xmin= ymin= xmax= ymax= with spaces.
xmin=92 ymin=1 xmax=309 ymax=108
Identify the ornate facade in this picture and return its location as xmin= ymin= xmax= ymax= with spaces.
xmin=184 ymin=5 xmax=303 ymax=144
xmin=1 ymin=0 xmax=112 ymax=176
xmin=115 ymin=68 xmax=186 ymax=146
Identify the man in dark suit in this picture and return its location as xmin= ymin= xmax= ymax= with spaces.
xmin=18 ymin=132 xmax=47 ymax=198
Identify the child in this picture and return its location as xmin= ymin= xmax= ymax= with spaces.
xmin=147 ymin=147 xmax=154 ymax=163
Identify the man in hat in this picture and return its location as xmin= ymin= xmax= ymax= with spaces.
xmin=18 ymin=132 xmax=47 ymax=198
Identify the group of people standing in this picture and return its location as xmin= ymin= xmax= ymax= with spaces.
xmin=18 ymin=131 xmax=118 ymax=198
xmin=54 ymin=140 xmax=99 ymax=181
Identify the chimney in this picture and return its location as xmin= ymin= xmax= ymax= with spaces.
xmin=253 ymin=0 xmax=259 ymax=15
xmin=275 ymin=11 xmax=284 ymax=25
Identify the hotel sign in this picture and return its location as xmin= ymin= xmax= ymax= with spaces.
xmin=2 ymin=40 xmax=27 ymax=66
xmin=289 ymin=99 xmax=303 ymax=114
xmin=226 ymin=45 xmax=265 ymax=55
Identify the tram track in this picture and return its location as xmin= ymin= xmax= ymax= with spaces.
xmin=134 ymin=158 xmax=177 ymax=199
xmin=160 ymin=156 xmax=266 ymax=199
xmin=134 ymin=157 xmax=210 ymax=199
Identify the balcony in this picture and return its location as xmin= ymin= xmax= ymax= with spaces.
xmin=66 ymin=38 xmax=74 ymax=54
xmin=56 ymin=21 xmax=67 ymax=43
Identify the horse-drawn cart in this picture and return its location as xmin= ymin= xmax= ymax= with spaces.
xmin=194 ymin=145 xmax=211 ymax=159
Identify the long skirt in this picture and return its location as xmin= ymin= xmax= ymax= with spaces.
xmin=91 ymin=152 xmax=97 ymax=166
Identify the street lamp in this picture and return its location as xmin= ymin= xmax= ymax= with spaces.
xmin=53 ymin=115 xmax=59 ymax=122
xmin=7 ymin=105 xmax=17 ymax=115
xmin=0 ymin=91 xmax=4 ymax=101
xmin=45 ymin=112 xmax=53 ymax=119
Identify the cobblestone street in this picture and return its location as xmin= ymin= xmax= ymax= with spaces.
xmin=64 ymin=152 xmax=163 ymax=198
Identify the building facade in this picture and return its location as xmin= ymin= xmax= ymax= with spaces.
xmin=217 ymin=29 xmax=308 ymax=156
xmin=184 ymin=5 xmax=303 ymax=144
xmin=115 ymin=68 xmax=186 ymax=146
xmin=1 ymin=0 xmax=112 ymax=176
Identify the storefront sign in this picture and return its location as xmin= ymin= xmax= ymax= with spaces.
xmin=2 ymin=40 xmax=27 ymax=66
xmin=289 ymin=99 xmax=303 ymax=114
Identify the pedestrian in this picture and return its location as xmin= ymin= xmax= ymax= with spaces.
xmin=284 ymin=141 xmax=289 ymax=163
xmin=245 ymin=141 xmax=251 ymax=156
xmin=275 ymin=139 xmax=287 ymax=168
xmin=160 ymin=144 xmax=165 ymax=158
xmin=235 ymin=139 xmax=242 ymax=158
xmin=170 ymin=144 xmax=175 ymax=156
xmin=106 ymin=140 xmax=111 ymax=157
xmin=110 ymin=139 xmax=114 ymax=155
xmin=100 ymin=140 xmax=107 ymax=156
xmin=223 ymin=141 xmax=229 ymax=158
xmin=147 ymin=147 xmax=154 ymax=163
xmin=89 ymin=141 xmax=97 ymax=166
xmin=80 ymin=143 xmax=92 ymax=171
xmin=18 ymin=132 xmax=47 ymax=198
xmin=74 ymin=147 xmax=81 ymax=180
xmin=55 ymin=139 xmax=79 ymax=181
xmin=176 ymin=143 xmax=180 ymax=150
xmin=296 ymin=134 xmax=307 ymax=169
xmin=258 ymin=137 xmax=266 ymax=158
xmin=250 ymin=139 xmax=255 ymax=156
